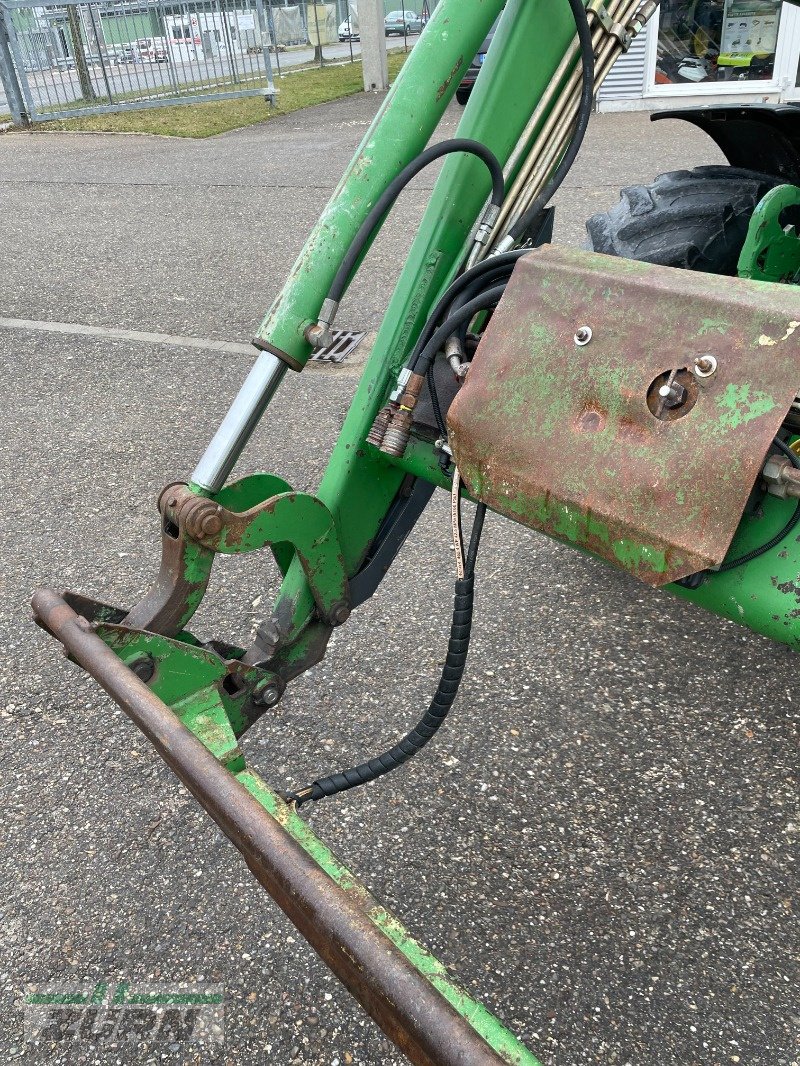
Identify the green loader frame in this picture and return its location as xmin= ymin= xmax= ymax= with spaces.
xmin=33 ymin=0 xmax=800 ymax=1061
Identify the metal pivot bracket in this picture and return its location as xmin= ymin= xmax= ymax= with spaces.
xmin=586 ymin=0 xmax=632 ymax=49
xmin=124 ymin=473 xmax=350 ymax=637
xmin=738 ymin=184 xmax=800 ymax=283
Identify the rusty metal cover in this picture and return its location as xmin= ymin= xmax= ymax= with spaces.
xmin=447 ymin=246 xmax=800 ymax=585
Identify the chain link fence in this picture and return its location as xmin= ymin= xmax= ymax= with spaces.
xmin=0 ymin=0 xmax=435 ymax=124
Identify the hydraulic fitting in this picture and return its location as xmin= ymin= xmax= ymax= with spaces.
xmin=445 ymin=335 xmax=465 ymax=378
xmin=304 ymin=297 xmax=340 ymax=349
xmin=473 ymin=202 xmax=500 ymax=249
xmin=763 ymin=454 xmax=800 ymax=499
xmin=380 ymin=372 xmax=425 ymax=458
xmin=389 ymin=366 xmax=412 ymax=403
xmin=366 ymin=404 xmax=393 ymax=447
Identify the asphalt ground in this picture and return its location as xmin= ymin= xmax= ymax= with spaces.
xmin=0 ymin=98 xmax=797 ymax=1066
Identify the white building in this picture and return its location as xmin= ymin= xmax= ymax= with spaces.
xmin=599 ymin=0 xmax=800 ymax=110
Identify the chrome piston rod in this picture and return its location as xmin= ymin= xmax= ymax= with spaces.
xmin=190 ymin=352 xmax=288 ymax=494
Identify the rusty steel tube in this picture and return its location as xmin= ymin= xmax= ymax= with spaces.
xmin=507 ymin=29 xmax=630 ymax=220
xmin=484 ymin=0 xmax=649 ymax=255
xmin=31 ymin=589 xmax=512 ymax=1066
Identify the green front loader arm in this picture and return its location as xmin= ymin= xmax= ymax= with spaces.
xmin=32 ymin=0 xmax=800 ymax=1062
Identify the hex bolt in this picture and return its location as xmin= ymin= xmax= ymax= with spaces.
xmin=329 ymin=601 xmax=351 ymax=626
xmin=658 ymin=381 xmax=686 ymax=408
xmin=693 ymin=354 xmax=718 ymax=379
xmin=256 ymin=683 xmax=281 ymax=707
xmin=574 ymin=326 xmax=592 ymax=346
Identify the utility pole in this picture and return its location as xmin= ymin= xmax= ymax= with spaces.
xmin=359 ymin=0 xmax=387 ymax=91
xmin=66 ymin=3 xmax=96 ymax=102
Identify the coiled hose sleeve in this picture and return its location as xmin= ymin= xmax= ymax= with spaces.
xmin=289 ymin=504 xmax=487 ymax=807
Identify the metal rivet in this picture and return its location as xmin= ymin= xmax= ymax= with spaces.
xmin=574 ymin=326 xmax=592 ymax=346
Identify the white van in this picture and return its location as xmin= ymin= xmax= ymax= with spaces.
xmin=136 ymin=37 xmax=169 ymax=63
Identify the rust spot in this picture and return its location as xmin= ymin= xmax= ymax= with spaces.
xmin=446 ymin=245 xmax=800 ymax=586
xmin=776 ymin=579 xmax=800 ymax=604
xmin=436 ymin=56 xmax=463 ymax=101
xmin=578 ymin=409 xmax=604 ymax=433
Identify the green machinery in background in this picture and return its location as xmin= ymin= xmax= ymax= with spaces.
xmin=33 ymin=0 xmax=800 ymax=1061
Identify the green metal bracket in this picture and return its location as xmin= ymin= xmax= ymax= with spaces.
xmin=94 ymin=623 xmax=282 ymax=758
xmin=125 ymin=473 xmax=349 ymax=643
xmin=738 ymin=184 xmax=800 ymax=283
xmin=34 ymin=589 xmax=544 ymax=1066
xmin=212 ymin=473 xmax=297 ymax=576
xmin=162 ymin=480 xmax=350 ymax=627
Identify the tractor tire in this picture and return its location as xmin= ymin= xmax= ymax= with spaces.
xmin=585 ymin=165 xmax=781 ymax=275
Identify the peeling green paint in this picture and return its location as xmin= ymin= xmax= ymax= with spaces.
xmin=238 ymin=771 xmax=542 ymax=1066
xmin=697 ymin=317 xmax=729 ymax=336
xmin=715 ymin=382 xmax=776 ymax=429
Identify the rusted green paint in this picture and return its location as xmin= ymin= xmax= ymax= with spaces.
xmin=93 ymin=623 xmax=277 ymax=746
xmin=447 ymin=246 xmax=800 ymax=585
xmin=738 ymin=184 xmax=800 ymax=283
xmin=238 ymin=770 xmax=543 ymax=1066
xmin=172 ymin=687 xmax=244 ymax=772
xmin=214 ymin=474 xmax=296 ymax=576
xmin=715 ymin=383 xmax=777 ymax=430
xmin=253 ymin=0 xmax=507 ymax=368
xmin=181 ymin=541 xmax=215 ymax=588
xmin=206 ymin=490 xmax=349 ymax=622
xmin=214 ymin=472 xmax=293 ymax=512
xmin=272 ymin=0 xmax=589 ymax=642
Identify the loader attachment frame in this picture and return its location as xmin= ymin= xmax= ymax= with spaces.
xmin=31 ymin=0 xmax=800 ymax=1060
xmin=32 ymin=590 xmax=540 ymax=1066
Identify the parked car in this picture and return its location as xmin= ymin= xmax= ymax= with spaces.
xmin=338 ymin=17 xmax=359 ymax=41
xmin=108 ymin=44 xmax=140 ymax=64
xmin=384 ymin=10 xmax=422 ymax=35
xmin=137 ymin=37 xmax=169 ymax=63
xmin=455 ymin=28 xmax=494 ymax=103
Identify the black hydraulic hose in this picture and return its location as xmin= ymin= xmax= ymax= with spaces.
xmin=411 ymin=284 xmax=508 ymax=376
xmin=415 ymin=281 xmax=510 ymax=444
xmin=717 ymin=437 xmax=800 ymax=572
xmin=427 ymin=364 xmax=448 ymax=440
xmin=326 ymin=139 xmax=505 ymax=308
xmin=288 ymin=504 xmax=487 ymax=808
xmin=447 ymin=263 xmax=517 ymax=342
xmin=406 ymin=249 xmax=529 ymax=371
xmin=507 ymin=0 xmax=594 ymax=244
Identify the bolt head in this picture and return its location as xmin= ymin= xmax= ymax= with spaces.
xmin=574 ymin=326 xmax=592 ymax=346
xmin=330 ymin=602 xmax=351 ymax=626
xmin=658 ymin=381 xmax=687 ymax=408
xmin=200 ymin=509 xmax=223 ymax=536
xmin=130 ymin=657 xmax=155 ymax=683
xmin=693 ymin=354 xmax=718 ymax=378
xmin=260 ymin=685 xmax=280 ymax=707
